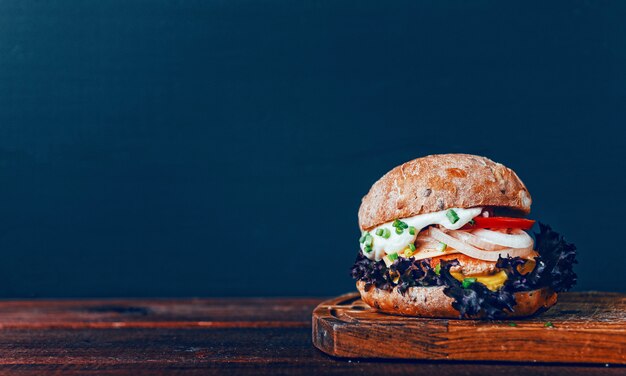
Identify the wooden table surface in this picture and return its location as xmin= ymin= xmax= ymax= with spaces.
xmin=0 ymin=297 xmax=622 ymax=375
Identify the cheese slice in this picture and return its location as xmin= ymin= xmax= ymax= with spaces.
xmin=451 ymin=270 xmax=508 ymax=292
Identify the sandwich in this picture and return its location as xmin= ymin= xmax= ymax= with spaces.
xmin=351 ymin=154 xmax=577 ymax=319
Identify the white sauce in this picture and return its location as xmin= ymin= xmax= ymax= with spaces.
xmin=360 ymin=207 xmax=483 ymax=261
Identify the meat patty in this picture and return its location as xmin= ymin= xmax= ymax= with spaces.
xmin=430 ymin=253 xmax=497 ymax=275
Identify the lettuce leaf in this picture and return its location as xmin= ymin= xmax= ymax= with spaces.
xmin=438 ymin=259 xmax=517 ymax=318
xmin=351 ymin=252 xmax=443 ymax=292
xmin=350 ymin=222 xmax=577 ymax=319
xmin=496 ymin=222 xmax=577 ymax=292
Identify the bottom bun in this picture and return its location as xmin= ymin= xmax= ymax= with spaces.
xmin=356 ymin=280 xmax=557 ymax=319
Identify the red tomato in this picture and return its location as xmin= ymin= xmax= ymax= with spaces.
xmin=461 ymin=217 xmax=535 ymax=230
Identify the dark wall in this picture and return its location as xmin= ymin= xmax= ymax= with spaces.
xmin=0 ymin=0 xmax=624 ymax=297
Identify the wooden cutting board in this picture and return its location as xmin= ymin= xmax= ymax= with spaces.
xmin=312 ymin=291 xmax=626 ymax=364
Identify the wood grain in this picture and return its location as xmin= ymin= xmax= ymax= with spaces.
xmin=0 ymin=297 xmax=621 ymax=375
xmin=313 ymin=292 xmax=626 ymax=364
xmin=0 ymin=298 xmax=316 ymax=329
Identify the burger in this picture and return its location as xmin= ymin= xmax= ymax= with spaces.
xmin=351 ymin=154 xmax=577 ymax=319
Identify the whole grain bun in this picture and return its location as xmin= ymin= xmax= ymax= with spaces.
xmin=358 ymin=154 xmax=531 ymax=230
xmin=356 ymin=280 xmax=557 ymax=318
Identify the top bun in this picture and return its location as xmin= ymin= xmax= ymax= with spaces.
xmin=358 ymin=154 xmax=532 ymax=230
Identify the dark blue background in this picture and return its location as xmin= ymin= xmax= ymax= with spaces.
xmin=0 ymin=1 xmax=624 ymax=297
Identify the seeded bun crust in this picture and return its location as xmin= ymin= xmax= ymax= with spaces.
xmin=356 ymin=281 xmax=557 ymax=318
xmin=358 ymin=154 xmax=532 ymax=230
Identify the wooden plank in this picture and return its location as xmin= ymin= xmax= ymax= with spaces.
xmin=0 ymin=297 xmax=620 ymax=374
xmin=0 ymin=327 xmax=622 ymax=375
xmin=0 ymin=298 xmax=318 ymax=328
xmin=313 ymin=292 xmax=626 ymax=364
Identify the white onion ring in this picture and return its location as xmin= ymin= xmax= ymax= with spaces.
xmin=415 ymin=234 xmax=440 ymax=248
xmin=411 ymin=248 xmax=458 ymax=261
xmin=472 ymin=228 xmax=534 ymax=248
xmin=416 ymin=234 xmax=437 ymax=242
xmin=411 ymin=244 xmax=458 ymax=260
xmin=429 ymin=227 xmax=533 ymax=261
xmin=409 ymin=234 xmax=459 ymax=260
xmin=415 ymin=240 xmax=442 ymax=249
xmin=448 ymin=230 xmax=507 ymax=251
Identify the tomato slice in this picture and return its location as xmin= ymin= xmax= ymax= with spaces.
xmin=461 ymin=217 xmax=535 ymax=230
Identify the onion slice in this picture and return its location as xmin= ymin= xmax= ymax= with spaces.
xmin=448 ymin=230 xmax=507 ymax=251
xmin=409 ymin=234 xmax=460 ymax=260
xmin=410 ymin=246 xmax=458 ymax=261
xmin=415 ymin=234 xmax=440 ymax=248
xmin=429 ymin=227 xmax=534 ymax=261
xmin=472 ymin=228 xmax=534 ymax=248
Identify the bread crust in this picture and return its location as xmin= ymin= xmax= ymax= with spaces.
xmin=356 ymin=280 xmax=557 ymax=319
xmin=358 ymin=154 xmax=531 ymax=230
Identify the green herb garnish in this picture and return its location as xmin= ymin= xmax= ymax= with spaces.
xmin=434 ymin=263 xmax=441 ymax=276
xmin=462 ymin=277 xmax=477 ymax=289
xmin=408 ymin=243 xmax=416 ymax=251
xmin=364 ymin=234 xmax=373 ymax=247
xmin=392 ymin=219 xmax=408 ymax=229
xmin=364 ymin=245 xmax=372 ymax=253
xmin=395 ymin=227 xmax=404 ymax=235
xmin=375 ymin=229 xmax=384 ymax=236
xmin=468 ymin=219 xmax=476 ymax=226
xmin=508 ymin=322 xmax=517 ymax=327
xmin=446 ymin=209 xmax=460 ymax=224
xmin=544 ymin=321 xmax=554 ymax=328
xmin=382 ymin=228 xmax=391 ymax=239
xmin=408 ymin=226 xmax=416 ymax=235
xmin=359 ymin=231 xmax=368 ymax=243
xmin=387 ymin=252 xmax=398 ymax=261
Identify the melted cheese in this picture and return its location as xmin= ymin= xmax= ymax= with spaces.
xmin=451 ymin=270 xmax=508 ymax=292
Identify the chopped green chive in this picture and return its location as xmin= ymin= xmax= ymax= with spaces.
xmin=544 ymin=321 xmax=554 ymax=328
xmin=387 ymin=252 xmax=398 ymax=261
xmin=468 ymin=219 xmax=476 ymax=226
xmin=508 ymin=322 xmax=517 ymax=327
xmin=408 ymin=226 xmax=416 ymax=235
xmin=395 ymin=227 xmax=404 ymax=235
xmin=382 ymin=228 xmax=391 ymax=239
xmin=364 ymin=234 xmax=373 ymax=247
xmin=375 ymin=229 xmax=384 ymax=236
xmin=434 ymin=263 xmax=441 ymax=276
xmin=364 ymin=245 xmax=372 ymax=253
xmin=462 ymin=277 xmax=477 ymax=289
xmin=437 ymin=242 xmax=447 ymax=252
xmin=392 ymin=219 xmax=408 ymax=229
xmin=408 ymin=243 xmax=416 ymax=251
xmin=359 ymin=231 xmax=368 ymax=243
xmin=446 ymin=209 xmax=460 ymax=224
